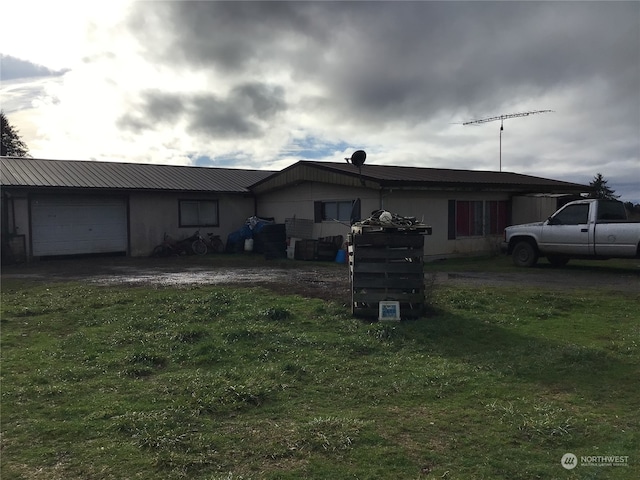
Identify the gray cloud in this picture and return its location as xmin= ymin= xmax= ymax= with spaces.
xmin=127 ymin=2 xmax=639 ymax=120
xmin=129 ymin=1 xmax=332 ymax=73
xmin=0 ymin=55 xmax=69 ymax=81
xmin=119 ymin=82 xmax=286 ymax=138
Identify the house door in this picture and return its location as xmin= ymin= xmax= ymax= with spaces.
xmin=31 ymin=196 xmax=128 ymax=256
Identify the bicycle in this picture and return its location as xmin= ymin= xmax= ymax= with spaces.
xmin=204 ymin=233 xmax=225 ymax=253
xmin=186 ymin=230 xmax=207 ymax=255
xmin=150 ymin=232 xmax=181 ymax=257
xmin=150 ymin=230 xmax=207 ymax=257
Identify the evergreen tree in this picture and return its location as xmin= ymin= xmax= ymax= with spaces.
xmin=1 ymin=111 xmax=30 ymax=157
xmin=588 ymin=173 xmax=619 ymax=200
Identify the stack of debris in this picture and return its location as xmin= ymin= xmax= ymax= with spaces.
xmin=352 ymin=210 xmax=432 ymax=234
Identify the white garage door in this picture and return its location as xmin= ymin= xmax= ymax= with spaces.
xmin=31 ymin=196 xmax=128 ymax=256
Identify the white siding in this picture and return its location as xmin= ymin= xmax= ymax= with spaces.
xmin=511 ymin=195 xmax=559 ymax=224
xmin=127 ymin=192 xmax=256 ymax=256
xmin=257 ymin=184 xmax=512 ymax=258
xmin=256 ymin=182 xmax=380 ymax=240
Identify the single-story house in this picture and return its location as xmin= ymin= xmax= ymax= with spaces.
xmin=1 ymin=156 xmax=588 ymax=261
xmin=251 ymin=161 xmax=588 ymax=259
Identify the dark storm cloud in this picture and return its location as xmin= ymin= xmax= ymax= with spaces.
xmin=0 ymin=55 xmax=69 ymax=81
xmin=119 ymin=82 xmax=286 ymax=138
xmin=127 ymin=1 xmax=639 ymax=122
xmin=129 ymin=1 xmax=332 ymax=72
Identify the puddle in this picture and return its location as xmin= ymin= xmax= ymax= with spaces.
xmin=89 ymin=268 xmax=291 ymax=286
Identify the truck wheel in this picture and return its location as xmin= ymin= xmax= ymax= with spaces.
xmin=547 ymin=255 xmax=569 ymax=267
xmin=512 ymin=241 xmax=538 ymax=267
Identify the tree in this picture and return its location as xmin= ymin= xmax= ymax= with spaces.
xmin=624 ymin=201 xmax=640 ymax=220
xmin=588 ymin=173 xmax=619 ymax=200
xmin=1 ymin=111 xmax=30 ymax=157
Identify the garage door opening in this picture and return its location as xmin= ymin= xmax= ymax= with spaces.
xmin=31 ymin=196 xmax=128 ymax=258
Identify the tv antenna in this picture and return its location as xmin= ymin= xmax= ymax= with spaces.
xmin=463 ymin=110 xmax=553 ymax=171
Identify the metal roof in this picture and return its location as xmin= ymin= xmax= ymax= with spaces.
xmin=250 ymin=160 xmax=589 ymax=194
xmin=1 ymin=157 xmax=590 ymax=195
xmin=304 ymin=161 xmax=587 ymax=187
xmin=0 ymin=157 xmax=275 ymax=193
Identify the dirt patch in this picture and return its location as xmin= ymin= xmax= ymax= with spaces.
xmin=2 ymin=255 xmax=639 ymax=302
xmin=1 ymin=256 xmax=353 ymax=303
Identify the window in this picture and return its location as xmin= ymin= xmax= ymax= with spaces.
xmin=456 ymin=200 xmax=484 ymax=236
xmin=552 ymin=204 xmax=589 ymax=225
xmin=314 ymin=200 xmax=359 ymax=223
xmin=448 ymin=199 xmax=509 ymax=238
xmin=179 ymin=200 xmax=219 ymax=227
xmin=596 ymin=200 xmax=626 ymax=221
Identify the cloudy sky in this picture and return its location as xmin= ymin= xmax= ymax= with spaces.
xmin=1 ymin=1 xmax=639 ymax=201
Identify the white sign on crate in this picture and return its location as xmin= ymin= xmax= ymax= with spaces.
xmin=378 ymin=301 xmax=401 ymax=321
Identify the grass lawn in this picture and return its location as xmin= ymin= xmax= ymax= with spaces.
xmin=1 ymin=264 xmax=638 ymax=479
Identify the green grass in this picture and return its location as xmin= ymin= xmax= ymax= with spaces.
xmin=1 ymin=276 xmax=638 ymax=479
xmin=424 ymin=254 xmax=640 ymax=273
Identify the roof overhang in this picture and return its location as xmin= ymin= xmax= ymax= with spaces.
xmin=250 ymin=161 xmax=590 ymax=196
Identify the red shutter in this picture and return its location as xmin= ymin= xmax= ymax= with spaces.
xmin=456 ymin=201 xmax=470 ymax=236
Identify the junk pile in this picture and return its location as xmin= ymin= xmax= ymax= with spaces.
xmin=226 ymin=216 xmax=287 ymax=259
xmin=353 ymin=210 xmax=432 ymax=233
xmin=292 ymin=235 xmax=344 ymax=261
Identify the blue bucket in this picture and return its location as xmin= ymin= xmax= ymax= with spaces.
xmin=335 ymin=249 xmax=347 ymax=263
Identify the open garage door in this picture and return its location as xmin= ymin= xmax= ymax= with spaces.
xmin=31 ymin=196 xmax=128 ymax=256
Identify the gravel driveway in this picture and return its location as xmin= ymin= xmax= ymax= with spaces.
xmin=2 ymin=255 xmax=638 ymax=302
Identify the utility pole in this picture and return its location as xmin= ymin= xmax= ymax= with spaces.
xmin=463 ymin=110 xmax=553 ymax=171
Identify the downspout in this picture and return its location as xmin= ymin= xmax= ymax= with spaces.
xmin=379 ymin=188 xmax=392 ymax=210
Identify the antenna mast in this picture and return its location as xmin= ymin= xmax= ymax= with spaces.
xmin=463 ymin=109 xmax=553 ymax=171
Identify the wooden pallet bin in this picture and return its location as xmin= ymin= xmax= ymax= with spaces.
xmin=348 ymin=229 xmax=426 ymax=319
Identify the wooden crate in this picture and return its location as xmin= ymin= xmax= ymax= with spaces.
xmin=295 ymin=239 xmax=317 ymax=260
xmin=348 ymin=231 xmax=426 ymax=319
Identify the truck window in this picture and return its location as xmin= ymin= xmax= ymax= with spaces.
xmin=552 ymin=204 xmax=589 ymax=225
xmin=596 ymin=201 xmax=627 ymax=221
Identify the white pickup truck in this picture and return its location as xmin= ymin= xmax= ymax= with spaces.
xmin=503 ymin=199 xmax=640 ymax=267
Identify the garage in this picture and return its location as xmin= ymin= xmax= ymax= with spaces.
xmin=31 ymin=196 xmax=128 ymax=256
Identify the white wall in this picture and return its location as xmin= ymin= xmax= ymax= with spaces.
xmin=128 ymin=192 xmax=256 ymax=256
xmin=511 ymin=195 xmax=559 ymax=224
xmin=382 ymin=189 xmax=509 ymax=259
xmin=7 ymin=185 xmax=564 ymax=260
xmin=256 ymin=182 xmax=380 ymax=240
xmin=4 ymin=189 xmax=257 ymax=258
xmin=256 ymin=182 xmax=512 ymax=258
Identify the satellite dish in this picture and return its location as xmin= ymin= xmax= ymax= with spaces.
xmin=349 ymin=150 xmax=366 ymax=168
xmin=344 ymin=150 xmax=367 ymax=186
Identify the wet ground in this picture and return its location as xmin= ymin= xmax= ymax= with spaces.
xmin=1 ymin=256 xmax=353 ymax=302
xmin=2 ymin=255 xmax=639 ymax=303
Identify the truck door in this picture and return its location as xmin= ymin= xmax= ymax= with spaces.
xmin=539 ymin=203 xmax=591 ymax=255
